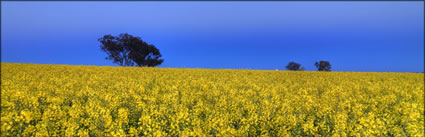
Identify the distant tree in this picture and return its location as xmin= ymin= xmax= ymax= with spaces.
xmin=314 ymin=61 xmax=331 ymax=71
xmin=300 ymin=67 xmax=305 ymax=71
xmin=286 ymin=62 xmax=302 ymax=71
xmin=128 ymin=39 xmax=164 ymax=67
xmin=99 ymin=33 xmax=163 ymax=67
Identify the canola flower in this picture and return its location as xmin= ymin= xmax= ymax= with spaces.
xmin=1 ymin=63 xmax=424 ymax=136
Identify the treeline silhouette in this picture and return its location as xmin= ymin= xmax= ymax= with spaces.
xmin=286 ymin=61 xmax=332 ymax=71
xmin=99 ymin=33 xmax=332 ymax=71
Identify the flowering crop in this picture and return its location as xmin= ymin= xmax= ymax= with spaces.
xmin=1 ymin=63 xmax=423 ymax=136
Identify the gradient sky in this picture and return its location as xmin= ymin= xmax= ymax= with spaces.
xmin=1 ymin=2 xmax=424 ymax=72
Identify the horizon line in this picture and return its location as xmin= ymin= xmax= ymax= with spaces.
xmin=1 ymin=62 xmax=423 ymax=73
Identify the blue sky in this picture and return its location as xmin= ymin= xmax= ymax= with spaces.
xmin=1 ymin=2 xmax=424 ymax=72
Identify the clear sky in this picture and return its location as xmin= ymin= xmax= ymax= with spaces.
xmin=1 ymin=2 xmax=424 ymax=72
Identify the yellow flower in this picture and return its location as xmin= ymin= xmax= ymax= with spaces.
xmin=1 ymin=63 xmax=423 ymax=136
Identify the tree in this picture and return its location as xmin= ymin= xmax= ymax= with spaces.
xmin=99 ymin=33 xmax=164 ymax=67
xmin=314 ymin=61 xmax=331 ymax=71
xmin=286 ymin=62 xmax=302 ymax=71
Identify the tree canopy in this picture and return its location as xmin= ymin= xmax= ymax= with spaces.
xmin=286 ymin=62 xmax=302 ymax=71
xmin=99 ymin=33 xmax=164 ymax=67
xmin=314 ymin=61 xmax=331 ymax=71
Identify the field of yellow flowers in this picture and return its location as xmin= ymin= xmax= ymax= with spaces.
xmin=1 ymin=63 xmax=424 ymax=136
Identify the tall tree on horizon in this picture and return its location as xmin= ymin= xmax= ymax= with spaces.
xmin=99 ymin=33 xmax=164 ymax=67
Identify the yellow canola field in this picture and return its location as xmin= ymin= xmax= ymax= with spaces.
xmin=1 ymin=63 xmax=424 ymax=136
